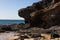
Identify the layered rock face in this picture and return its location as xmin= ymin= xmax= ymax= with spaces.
xmin=18 ymin=0 xmax=60 ymax=29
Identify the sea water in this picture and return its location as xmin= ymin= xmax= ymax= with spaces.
xmin=0 ymin=20 xmax=25 ymax=25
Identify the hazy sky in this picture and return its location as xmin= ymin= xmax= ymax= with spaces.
xmin=0 ymin=0 xmax=40 ymax=20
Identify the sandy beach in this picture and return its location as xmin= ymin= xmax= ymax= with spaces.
xmin=0 ymin=32 xmax=19 ymax=40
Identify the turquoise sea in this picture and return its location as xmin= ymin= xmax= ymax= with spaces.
xmin=0 ymin=20 xmax=25 ymax=25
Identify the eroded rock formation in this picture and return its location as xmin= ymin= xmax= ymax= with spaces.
xmin=18 ymin=0 xmax=60 ymax=29
xmin=18 ymin=0 xmax=60 ymax=39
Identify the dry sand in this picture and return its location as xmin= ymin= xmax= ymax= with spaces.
xmin=0 ymin=32 xmax=19 ymax=40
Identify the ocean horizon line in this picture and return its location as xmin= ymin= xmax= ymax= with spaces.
xmin=0 ymin=19 xmax=24 ymax=20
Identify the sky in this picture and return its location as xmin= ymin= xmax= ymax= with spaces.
xmin=0 ymin=0 xmax=40 ymax=20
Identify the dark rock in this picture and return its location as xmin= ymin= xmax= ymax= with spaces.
xmin=18 ymin=0 xmax=60 ymax=38
xmin=18 ymin=0 xmax=60 ymax=29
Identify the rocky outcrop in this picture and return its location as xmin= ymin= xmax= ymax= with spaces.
xmin=0 ymin=23 xmax=30 ymax=32
xmin=18 ymin=0 xmax=60 ymax=39
xmin=18 ymin=0 xmax=60 ymax=29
